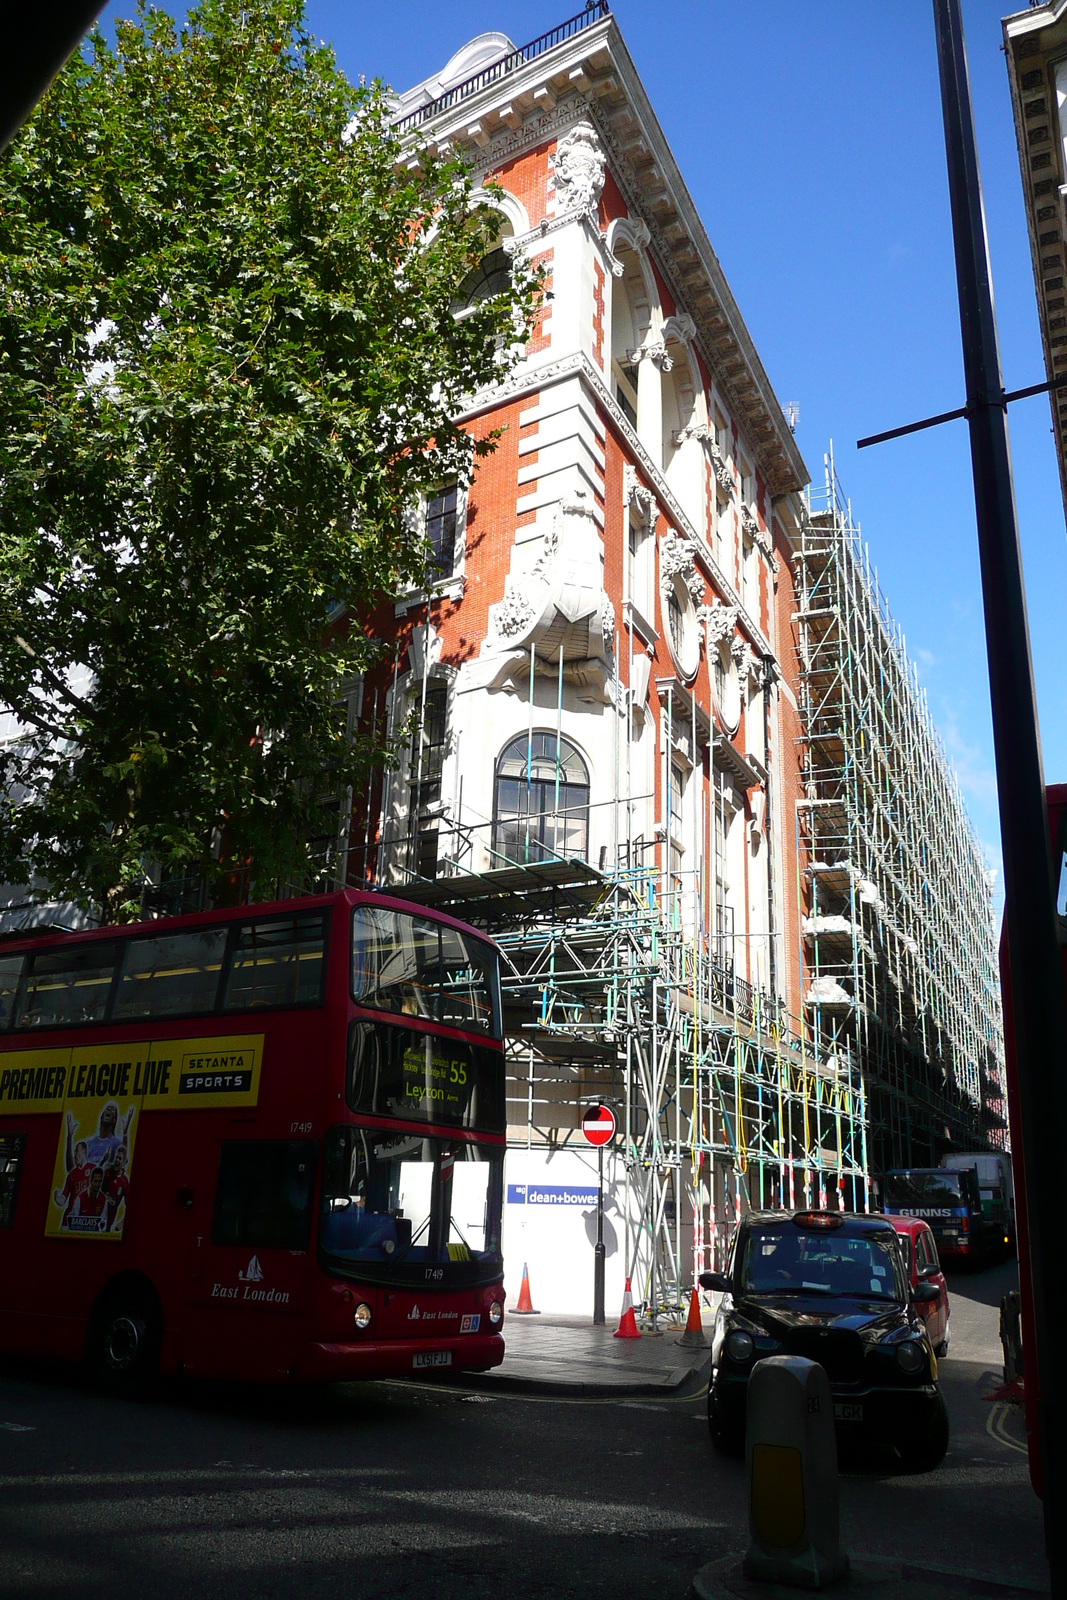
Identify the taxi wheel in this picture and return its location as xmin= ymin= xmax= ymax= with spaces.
xmin=896 ymin=1391 xmax=950 ymax=1473
xmin=86 ymin=1284 xmax=162 ymax=1396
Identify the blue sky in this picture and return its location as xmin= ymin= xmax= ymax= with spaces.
xmin=101 ymin=0 xmax=1066 ymax=905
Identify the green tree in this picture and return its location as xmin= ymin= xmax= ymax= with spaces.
xmin=0 ymin=0 xmax=537 ymax=920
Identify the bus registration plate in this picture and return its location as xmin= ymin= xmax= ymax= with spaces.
xmin=413 ymin=1351 xmax=452 ymax=1369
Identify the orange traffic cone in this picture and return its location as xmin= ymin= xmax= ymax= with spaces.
xmin=613 ymin=1275 xmax=641 ymax=1339
xmin=679 ymin=1285 xmax=708 ymax=1348
xmin=512 ymin=1261 xmax=539 ymax=1315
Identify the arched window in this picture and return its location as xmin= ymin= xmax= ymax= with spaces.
xmin=493 ymin=733 xmax=590 ymax=866
xmin=452 ymin=246 xmax=512 ymax=316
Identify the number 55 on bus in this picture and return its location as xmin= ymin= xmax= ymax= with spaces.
xmin=0 ymin=890 xmax=507 ymax=1388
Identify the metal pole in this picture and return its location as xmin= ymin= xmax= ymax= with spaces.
xmin=594 ymin=1141 xmax=605 ymax=1325
xmin=933 ymin=1 xmax=1067 ymax=1584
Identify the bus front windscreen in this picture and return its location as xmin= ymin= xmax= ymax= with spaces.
xmin=319 ymin=1124 xmax=503 ymax=1287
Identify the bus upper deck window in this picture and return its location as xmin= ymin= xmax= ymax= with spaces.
xmin=352 ymin=907 xmax=500 ymax=1037
xmin=114 ymin=928 xmax=228 ymax=1021
xmin=0 ymin=956 xmax=23 ymax=1030
xmin=223 ymin=914 xmax=327 ymax=1012
xmin=438 ymin=926 xmax=494 ymax=1034
xmin=16 ymin=943 xmax=120 ymax=1030
xmin=352 ymin=908 xmax=442 ymax=1022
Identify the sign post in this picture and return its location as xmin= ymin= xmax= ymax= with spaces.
xmin=582 ymin=1102 xmax=616 ymax=1326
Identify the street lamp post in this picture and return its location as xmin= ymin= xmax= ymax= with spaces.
xmin=932 ymin=1 xmax=1067 ymax=1590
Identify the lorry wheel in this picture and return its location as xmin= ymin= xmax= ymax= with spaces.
xmin=86 ymin=1285 xmax=162 ymax=1395
xmin=896 ymin=1391 xmax=949 ymax=1473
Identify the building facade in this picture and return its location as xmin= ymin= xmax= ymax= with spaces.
xmin=343 ymin=9 xmax=1002 ymax=1314
xmin=1005 ymin=0 xmax=1067 ymax=524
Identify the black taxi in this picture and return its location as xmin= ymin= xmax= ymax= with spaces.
xmin=700 ymin=1209 xmax=949 ymax=1471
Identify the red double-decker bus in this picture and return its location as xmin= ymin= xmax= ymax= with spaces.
xmin=0 ymin=889 xmax=506 ymax=1387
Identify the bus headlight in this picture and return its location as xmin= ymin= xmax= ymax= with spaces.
xmin=896 ymin=1339 xmax=925 ymax=1375
xmin=354 ymin=1303 xmax=373 ymax=1330
xmin=488 ymin=1301 xmax=503 ymax=1326
xmin=725 ymin=1329 xmax=754 ymax=1364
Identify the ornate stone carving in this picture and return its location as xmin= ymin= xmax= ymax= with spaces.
xmin=708 ymin=441 xmax=733 ymax=495
xmin=736 ymin=642 xmax=760 ymax=683
xmin=484 ymin=487 xmax=615 ymax=695
xmin=665 ymin=312 xmax=697 ymax=343
xmin=623 ymin=463 xmax=658 ymax=527
xmin=551 ymin=120 xmax=606 ymax=215
xmin=626 ymin=338 xmax=672 ymax=371
xmin=700 ymin=599 xmax=738 ymax=648
xmin=659 ymin=530 xmax=704 ymax=605
xmin=601 ymin=595 xmax=617 ymax=654
xmin=494 ymin=588 xmax=537 ymax=640
xmin=671 ymin=420 xmax=710 ymax=448
xmin=740 ymin=505 xmax=759 ymax=541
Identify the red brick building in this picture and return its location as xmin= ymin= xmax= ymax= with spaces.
xmin=356 ymin=12 xmax=808 ymax=999
xmin=346 ymin=9 xmax=858 ymax=1312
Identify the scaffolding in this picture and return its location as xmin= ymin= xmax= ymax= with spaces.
xmin=794 ymin=451 xmax=1007 ymax=1177
xmin=377 ymin=678 xmax=871 ymax=1324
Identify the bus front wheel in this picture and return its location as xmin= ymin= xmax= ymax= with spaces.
xmin=87 ymin=1284 xmax=162 ymax=1395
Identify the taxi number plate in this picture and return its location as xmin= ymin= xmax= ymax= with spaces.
xmin=834 ymin=1401 xmax=863 ymax=1422
xmin=413 ymin=1351 xmax=452 ymax=1369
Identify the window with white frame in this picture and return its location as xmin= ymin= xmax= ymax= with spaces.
xmin=669 ymin=760 xmax=685 ymax=838
xmin=742 ymin=530 xmax=757 ymax=617
xmin=426 ymin=485 xmax=460 ymax=578
xmin=451 ymin=245 xmax=512 ymax=318
xmin=407 ymin=678 xmax=450 ymax=880
xmin=626 ymin=506 xmax=654 ymax=626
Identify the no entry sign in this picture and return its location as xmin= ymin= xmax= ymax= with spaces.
xmin=582 ymin=1103 xmax=616 ymax=1147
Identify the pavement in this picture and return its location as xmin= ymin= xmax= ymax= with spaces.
xmin=463 ymin=1308 xmax=714 ymax=1396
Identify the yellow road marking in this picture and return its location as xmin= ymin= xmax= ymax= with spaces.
xmin=986 ymin=1402 xmax=1028 ymax=1456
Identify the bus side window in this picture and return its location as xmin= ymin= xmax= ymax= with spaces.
xmin=113 ymin=927 xmax=228 ymax=1021
xmin=0 ymin=1132 xmax=26 ymax=1227
xmin=16 ymin=943 xmax=120 ymax=1030
xmin=0 ymin=956 xmax=23 ymax=1030
xmin=222 ymin=915 xmax=327 ymax=1012
xmin=212 ymin=1141 xmax=317 ymax=1250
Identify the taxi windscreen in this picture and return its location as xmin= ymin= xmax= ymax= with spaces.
xmin=740 ymin=1226 xmax=907 ymax=1301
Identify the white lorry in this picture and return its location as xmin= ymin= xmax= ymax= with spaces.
xmin=940 ymin=1151 xmax=1015 ymax=1252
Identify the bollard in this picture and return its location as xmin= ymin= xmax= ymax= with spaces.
xmin=743 ymin=1355 xmax=848 ymax=1590
xmin=999 ymin=1289 xmax=1022 ymax=1385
